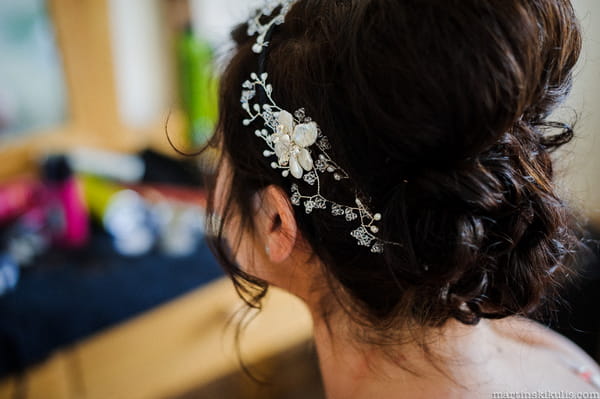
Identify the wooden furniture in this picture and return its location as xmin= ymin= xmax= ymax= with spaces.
xmin=0 ymin=277 xmax=316 ymax=399
xmin=0 ymin=0 xmax=182 ymax=181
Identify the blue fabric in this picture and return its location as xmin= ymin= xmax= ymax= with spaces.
xmin=0 ymin=232 xmax=223 ymax=377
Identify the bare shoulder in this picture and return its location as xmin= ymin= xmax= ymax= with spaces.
xmin=489 ymin=315 xmax=600 ymax=375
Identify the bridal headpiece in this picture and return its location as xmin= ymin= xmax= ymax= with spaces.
xmin=241 ymin=0 xmax=402 ymax=254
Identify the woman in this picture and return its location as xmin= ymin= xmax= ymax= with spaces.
xmin=204 ymin=0 xmax=600 ymax=397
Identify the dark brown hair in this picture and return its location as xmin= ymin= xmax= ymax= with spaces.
xmin=201 ymin=0 xmax=586 ymax=376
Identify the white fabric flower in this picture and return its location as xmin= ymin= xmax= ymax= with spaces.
xmin=271 ymin=110 xmax=318 ymax=178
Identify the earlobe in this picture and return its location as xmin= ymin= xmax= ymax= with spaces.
xmin=260 ymin=185 xmax=298 ymax=263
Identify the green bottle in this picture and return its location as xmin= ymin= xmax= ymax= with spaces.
xmin=177 ymin=24 xmax=219 ymax=148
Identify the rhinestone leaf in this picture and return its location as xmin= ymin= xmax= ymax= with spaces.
xmin=315 ymin=159 xmax=327 ymax=172
xmin=371 ymin=241 xmax=384 ymax=254
xmin=332 ymin=204 xmax=345 ymax=216
xmin=318 ymin=137 xmax=332 ymax=150
xmin=304 ymin=200 xmax=315 ymax=214
xmin=350 ymin=226 xmax=375 ymax=247
xmin=291 ymin=192 xmax=301 ymax=205
xmin=345 ymin=209 xmax=358 ymax=221
xmin=303 ymin=171 xmax=317 ymax=186
xmin=314 ymin=196 xmax=327 ymax=209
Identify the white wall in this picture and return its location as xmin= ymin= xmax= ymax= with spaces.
xmin=107 ymin=0 xmax=252 ymax=130
xmin=108 ymin=0 xmax=175 ymax=130
xmin=189 ymin=0 xmax=256 ymax=47
xmin=558 ymin=0 xmax=600 ymax=222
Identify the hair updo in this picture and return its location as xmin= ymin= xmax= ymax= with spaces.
xmin=204 ymin=0 xmax=585 ymax=347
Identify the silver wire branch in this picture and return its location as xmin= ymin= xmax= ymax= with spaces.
xmin=247 ymin=0 xmax=296 ymax=54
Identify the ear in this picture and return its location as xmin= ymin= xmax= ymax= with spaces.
xmin=253 ymin=185 xmax=298 ymax=263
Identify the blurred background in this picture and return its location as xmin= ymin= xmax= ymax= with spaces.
xmin=0 ymin=0 xmax=598 ymax=398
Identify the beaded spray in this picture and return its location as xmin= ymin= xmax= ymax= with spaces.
xmin=240 ymin=0 xmax=402 ymax=254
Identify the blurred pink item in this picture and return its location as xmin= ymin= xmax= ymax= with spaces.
xmin=0 ymin=178 xmax=41 ymax=226
xmin=42 ymin=155 xmax=89 ymax=249
xmin=48 ymin=176 xmax=89 ymax=248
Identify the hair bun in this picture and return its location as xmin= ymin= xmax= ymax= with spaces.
xmin=213 ymin=0 xmax=586 ymax=354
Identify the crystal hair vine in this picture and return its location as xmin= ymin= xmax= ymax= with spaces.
xmin=246 ymin=0 xmax=295 ymax=54
xmin=241 ymin=0 xmax=402 ymax=254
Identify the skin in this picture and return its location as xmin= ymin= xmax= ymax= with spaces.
xmin=214 ymin=157 xmax=600 ymax=398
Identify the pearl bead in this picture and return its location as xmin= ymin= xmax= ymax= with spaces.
xmin=370 ymin=226 xmax=379 ymax=234
xmin=374 ymin=213 xmax=382 ymax=221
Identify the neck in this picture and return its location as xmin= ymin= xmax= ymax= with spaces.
xmin=276 ymin=255 xmax=500 ymax=398
xmin=308 ymin=307 xmax=497 ymax=399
